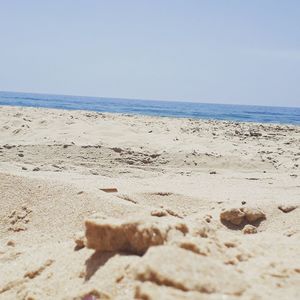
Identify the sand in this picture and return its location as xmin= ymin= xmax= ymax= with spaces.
xmin=0 ymin=105 xmax=299 ymax=299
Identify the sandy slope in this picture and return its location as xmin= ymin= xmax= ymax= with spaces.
xmin=0 ymin=105 xmax=299 ymax=299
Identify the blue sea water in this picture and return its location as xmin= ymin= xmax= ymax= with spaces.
xmin=0 ymin=91 xmax=299 ymax=125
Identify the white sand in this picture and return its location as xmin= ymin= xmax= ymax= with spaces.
xmin=0 ymin=105 xmax=299 ymax=299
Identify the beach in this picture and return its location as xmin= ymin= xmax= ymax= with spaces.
xmin=0 ymin=105 xmax=300 ymax=299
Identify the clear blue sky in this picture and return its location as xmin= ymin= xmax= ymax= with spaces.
xmin=0 ymin=1 xmax=300 ymax=107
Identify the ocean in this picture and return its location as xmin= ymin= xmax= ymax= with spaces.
xmin=0 ymin=91 xmax=299 ymax=125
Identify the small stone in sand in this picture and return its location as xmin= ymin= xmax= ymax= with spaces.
xmin=220 ymin=208 xmax=245 ymax=225
xmin=243 ymin=224 xmax=257 ymax=234
xmin=100 ymin=188 xmax=118 ymax=193
xmin=74 ymin=232 xmax=85 ymax=249
xmin=220 ymin=207 xmax=265 ymax=226
xmin=7 ymin=240 xmax=16 ymax=247
xmin=90 ymin=170 xmax=99 ymax=175
xmin=151 ymin=210 xmax=168 ymax=217
xmin=240 ymin=207 xmax=266 ymax=223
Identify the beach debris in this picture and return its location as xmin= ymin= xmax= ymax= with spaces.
xmin=150 ymin=208 xmax=183 ymax=219
xmin=8 ymin=206 xmax=32 ymax=232
xmin=117 ymin=194 xmax=137 ymax=204
xmin=84 ymin=215 xmax=188 ymax=255
xmin=100 ymin=188 xmax=118 ymax=193
xmin=24 ymin=259 xmax=54 ymax=279
xmin=278 ymin=205 xmax=297 ymax=213
xmin=153 ymin=192 xmax=172 ymax=196
xmin=133 ymin=246 xmax=247 ymax=295
xmin=165 ymin=208 xmax=183 ymax=219
xmin=243 ymin=224 xmax=257 ymax=234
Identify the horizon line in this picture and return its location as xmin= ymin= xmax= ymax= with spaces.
xmin=0 ymin=89 xmax=299 ymax=109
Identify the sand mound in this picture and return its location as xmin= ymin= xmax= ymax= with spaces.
xmin=85 ymin=215 xmax=188 ymax=254
xmin=133 ymin=246 xmax=246 ymax=295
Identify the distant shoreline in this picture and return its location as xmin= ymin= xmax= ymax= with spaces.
xmin=0 ymin=91 xmax=300 ymax=125
xmin=0 ymin=104 xmax=299 ymax=129
xmin=2 ymin=90 xmax=300 ymax=109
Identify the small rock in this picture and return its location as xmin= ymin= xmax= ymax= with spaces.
xmin=74 ymin=232 xmax=85 ymax=249
xmin=111 ymin=147 xmax=123 ymax=153
xmin=90 ymin=170 xmax=99 ymax=175
xmin=32 ymin=167 xmax=40 ymax=171
xmin=285 ymin=229 xmax=297 ymax=237
xmin=151 ymin=210 xmax=168 ymax=217
xmin=241 ymin=201 xmax=246 ymax=205
xmin=7 ymin=240 xmax=16 ymax=247
xmin=241 ymin=207 xmax=266 ymax=223
xmin=209 ymin=171 xmax=217 ymax=175
xmin=220 ymin=208 xmax=245 ymax=225
xmin=249 ymin=130 xmax=262 ymax=137
xmin=278 ymin=205 xmax=297 ymax=213
xmin=220 ymin=207 xmax=266 ymax=226
xmin=22 ymin=166 xmax=27 ymax=170
xmin=205 ymin=216 xmax=211 ymax=223
xmin=243 ymin=224 xmax=257 ymax=234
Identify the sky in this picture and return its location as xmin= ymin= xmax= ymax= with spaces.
xmin=0 ymin=1 xmax=300 ymax=107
